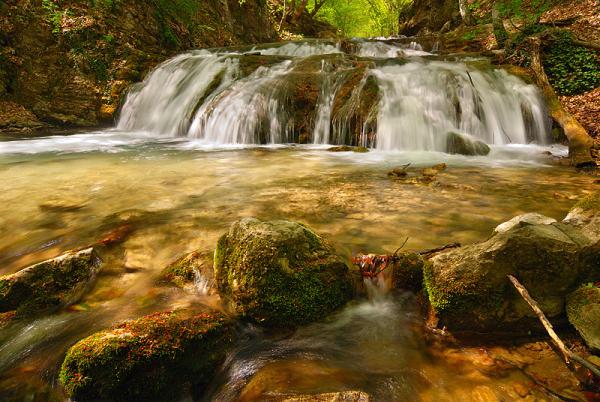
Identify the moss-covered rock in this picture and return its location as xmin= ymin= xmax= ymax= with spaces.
xmin=0 ymin=248 xmax=101 ymax=316
xmin=160 ymin=251 xmax=201 ymax=287
xmin=566 ymin=285 xmax=600 ymax=353
xmin=426 ymin=217 xmax=595 ymax=333
xmin=564 ymin=191 xmax=600 ymax=243
xmin=446 ymin=132 xmax=490 ymax=156
xmin=327 ymin=145 xmax=369 ymax=153
xmin=214 ymin=218 xmax=354 ymax=328
xmin=59 ymin=309 xmax=234 ymax=402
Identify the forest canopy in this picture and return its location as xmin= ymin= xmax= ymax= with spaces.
xmin=304 ymin=0 xmax=412 ymax=37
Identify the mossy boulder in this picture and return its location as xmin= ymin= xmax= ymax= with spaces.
xmin=59 ymin=309 xmax=234 ymax=402
xmin=0 ymin=248 xmax=101 ymax=316
xmin=425 ymin=216 xmax=595 ymax=332
xmin=214 ymin=218 xmax=354 ymax=328
xmin=566 ymin=285 xmax=600 ymax=353
xmin=446 ymin=132 xmax=490 ymax=156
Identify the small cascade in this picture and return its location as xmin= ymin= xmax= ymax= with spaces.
xmin=116 ymin=40 xmax=552 ymax=151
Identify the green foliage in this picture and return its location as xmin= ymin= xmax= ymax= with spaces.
xmin=152 ymin=0 xmax=201 ymax=47
xmin=496 ymin=0 xmax=553 ymax=25
xmin=41 ymin=0 xmax=63 ymax=34
xmin=310 ymin=0 xmax=411 ymax=37
xmin=544 ymin=32 xmax=600 ymax=96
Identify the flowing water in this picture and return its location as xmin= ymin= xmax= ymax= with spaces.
xmin=0 ymin=40 xmax=594 ymax=401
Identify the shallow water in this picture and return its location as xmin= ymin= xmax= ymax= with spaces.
xmin=0 ymin=132 xmax=595 ymax=400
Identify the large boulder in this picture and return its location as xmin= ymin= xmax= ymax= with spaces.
xmin=446 ymin=132 xmax=490 ymax=156
xmin=0 ymin=248 xmax=101 ymax=316
xmin=59 ymin=309 xmax=234 ymax=402
xmin=425 ymin=215 xmax=595 ymax=332
xmin=214 ymin=218 xmax=354 ymax=327
xmin=566 ymin=285 xmax=600 ymax=353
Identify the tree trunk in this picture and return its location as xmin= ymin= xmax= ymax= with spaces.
xmin=458 ymin=0 xmax=472 ymax=25
xmin=528 ymin=37 xmax=594 ymax=166
xmin=492 ymin=2 xmax=508 ymax=47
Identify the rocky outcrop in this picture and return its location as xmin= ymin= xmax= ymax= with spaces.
xmin=446 ymin=132 xmax=491 ymax=156
xmin=425 ymin=215 xmax=596 ymax=333
xmin=0 ymin=0 xmax=276 ymax=131
xmin=214 ymin=218 xmax=354 ymax=327
xmin=60 ymin=309 xmax=234 ymax=402
xmin=0 ymin=247 xmax=101 ymax=316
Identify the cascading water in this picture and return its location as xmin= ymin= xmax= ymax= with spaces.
xmin=117 ymin=40 xmax=551 ymax=152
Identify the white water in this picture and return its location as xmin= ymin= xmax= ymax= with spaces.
xmin=113 ymin=41 xmax=551 ymax=152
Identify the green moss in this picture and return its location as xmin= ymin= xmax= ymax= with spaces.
xmin=0 ymin=249 xmax=100 ymax=316
xmin=214 ymin=219 xmax=354 ymax=327
xmin=159 ymin=251 xmax=202 ymax=288
xmin=60 ymin=310 xmax=234 ymax=401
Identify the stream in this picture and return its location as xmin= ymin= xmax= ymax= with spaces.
xmin=0 ymin=39 xmax=595 ymax=401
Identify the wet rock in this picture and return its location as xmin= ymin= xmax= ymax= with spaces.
xmin=327 ymin=145 xmax=369 ymax=153
xmin=59 ymin=309 xmax=234 ymax=402
xmin=425 ymin=217 xmax=595 ymax=332
xmin=446 ymin=132 xmax=491 ymax=156
xmin=275 ymin=391 xmax=371 ymax=401
xmin=392 ymin=252 xmax=426 ymax=291
xmin=566 ymin=285 xmax=600 ymax=352
xmin=494 ymin=213 xmax=557 ymax=234
xmin=388 ymin=165 xmax=410 ymax=178
xmin=214 ymin=218 xmax=354 ymax=327
xmin=159 ymin=251 xmax=214 ymax=293
xmin=39 ymin=198 xmax=87 ymax=212
xmin=0 ymin=248 xmax=101 ymax=316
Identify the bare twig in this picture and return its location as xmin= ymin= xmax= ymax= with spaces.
xmin=419 ymin=242 xmax=461 ymax=258
xmin=508 ymin=275 xmax=600 ymax=378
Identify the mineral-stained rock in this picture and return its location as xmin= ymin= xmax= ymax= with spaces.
xmin=0 ymin=248 xmax=101 ymax=316
xmin=59 ymin=309 xmax=234 ymax=402
xmin=214 ymin=218 xmax=354 ymax=327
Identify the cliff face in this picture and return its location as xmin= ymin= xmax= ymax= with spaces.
xmin=0 ymin=0 xmax=277 ymax=131
xmin=398 ymin=0 xmax=460 ymax=36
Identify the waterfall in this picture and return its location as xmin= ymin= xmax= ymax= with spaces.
xmin=116 ymin=40 xmax=551 ymax=151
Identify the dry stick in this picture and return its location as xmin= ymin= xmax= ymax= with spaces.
xmin=419 ymin=242 xmax=461 ymax=257
xmin=508 ymin=275 xmax=600 ymax=378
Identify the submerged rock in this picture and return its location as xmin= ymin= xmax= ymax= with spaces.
xmin=214 ymin=218 xmax=354 ymax=327
xmin=0 ymin=248 xmax=101 ymax=316
xmin=60 ymin=309 xmax=234 ymax=402
xmin=159 ymin=251 xmax=212 ymax=290
xmin=327 ymin=145 xmax=369 ymax=153
xmin=425 ymin=216 xmax=595 ymax=332
xmin=567 ymin=285 xmax=600 ymax=352
xmin=446 ymin=132 xmax=490 ymax=156
xmin=275 ymin=391 xmax=371 ymax=401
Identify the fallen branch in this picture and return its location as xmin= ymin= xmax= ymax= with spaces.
xmin=419 ymin=242 xmax=461 ymax=258
xmin=527 ymin=37 xmax=594 ymax=166
xmin=508 ymin=275 xmax=600 ymax=379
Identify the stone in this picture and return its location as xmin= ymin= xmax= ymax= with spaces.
xmin=159 ymin=251 xmax=215 ymax=294
xmin=0 ymin=248 xmax=101 ymax=316
xmin=563 ymin=191 xmax=600 ymax=242
xmin=59 ymin=309 xmax=234 ymax=402
xmin=425 ymin=219 xmax=595 ymax=332
xmin=566 ymin=285 xmax=600 ymax=352
xmin=446 ymin=132 xmax=491 ymax=156
xmin=494 ymin=213 xmax=557 ymax=234
xmin=214 ymin=218 xmax=354 ymax=327
xmin=327 ymin=145 xmax=369 ymax=153
xmin=276 ymin=391 xmax=371 ymax=401
xmin=392 ymin=252 xmax=426 ymax=291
